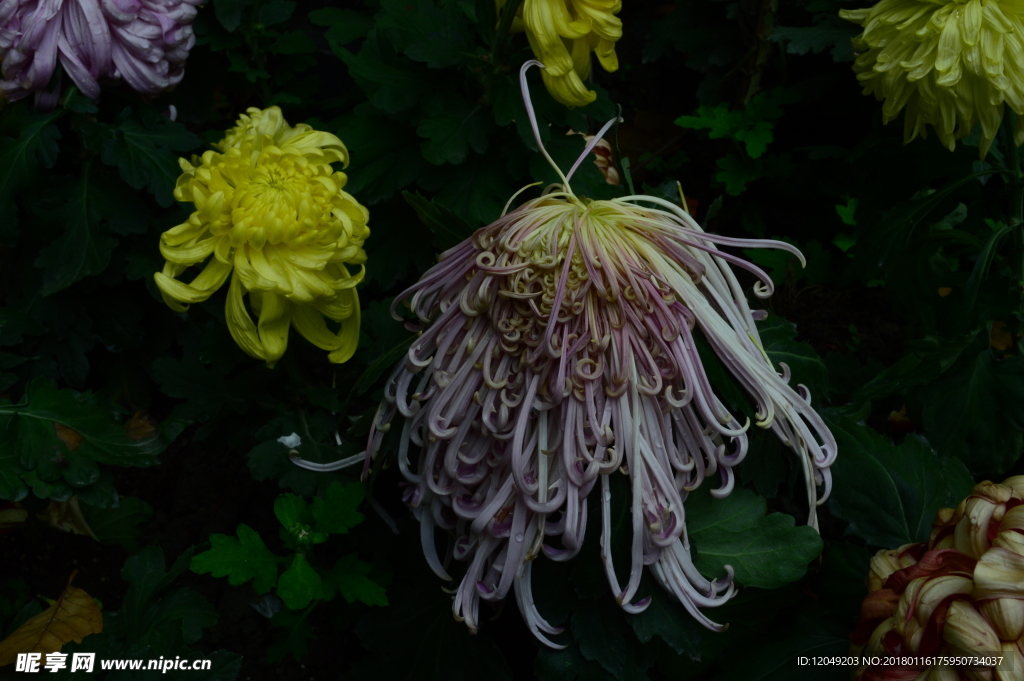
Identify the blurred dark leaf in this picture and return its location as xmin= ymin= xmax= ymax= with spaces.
xmin=825 ymin=410 xmax=974 ymax=547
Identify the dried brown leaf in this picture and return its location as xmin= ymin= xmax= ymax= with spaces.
xmin=38 ymin=497 xmax=96 ymax=540
xmin=53 ymin=423 xmax=83 ymax=451
xmin=0 ymin=572 xmax=103 ymax=667
xmin=124 ymin=411 xmax=157 ymax=441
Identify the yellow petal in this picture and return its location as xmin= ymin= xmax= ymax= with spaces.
xmin=328 ymin=290 xmax=361 ymax=364
xmin=225 ymin=273 xmax=268 ymax=361
xmin=256 ymin=292 xmax=291 ymax=366
xmin=154 ymin=258 xmax=233 ymax=307
xmin=290 ymin=304 xmax=343 ymax=351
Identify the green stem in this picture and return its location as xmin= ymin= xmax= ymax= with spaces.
xmin=490 ymin=0 xmax=524 ymax=66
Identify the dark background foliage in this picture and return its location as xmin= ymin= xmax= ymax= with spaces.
xmin=2 ymin=0 xmax=1022 ymax=678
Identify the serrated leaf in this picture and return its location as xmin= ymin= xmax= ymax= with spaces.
xmin=571 ymin=598 xmax=638 ymax=679
xmin=535 ymin=643 xmax=615 ymax=681
xmin=272 ymin=30 xmax=315 ymax=54
xmin=417 ymin=104 xmax=491 ymax=165
xmin=916 ymin=345 xmax=1024 ymax=474
xmin=311 ymin=481 xmax=365 ymax=535
xmin=846 ymin=334 xmax=975 ymax=408
xmin=309 ymin=8 xmax=373 ymax=52
xmin=340 ymin=33 xmax=431 ymax=114
xmin=121 ymin=547 xmax=191 ymax=610
xmin=769 ymin=24 xmax=858 ymax=62
xmin=258 ymin=0 xmax=295 ymax=26
xmin=274 ymin=493 xmax=309 ymax=528
xmin=100 ymin=110 xmax=201 ymax=207
xmin=138 ymin=587 xmax=217 ymax=647
xmin=688 ymin=487 xmax=823 ymax=588
xmin=213 ymin=0 xmax=246 ymax=31
xmin=0 ymin=379 xmax=167 ymax=498
xmin=0 ymin=108 xmax=63 ymax=205
xmin=322 ymin=554 xmax=387 ymax=606
xmin=34 ymin=175 xmax=117 ymax=296
xmin=825 ymin=411 xmax=974 ymax=547
xmin=377 ymin=0 xmax=471 ymax=68
xmin=191 ymin=524 xmax=281 ymax=594
xmin=334 ymin=111 xmax=426 ymax=204
xmin=352 ymin=336 xmax=414 ymax=396
xmin=78 ymin=497 xmax=153 ymax=552
xmin=403 ymin=190 xmax=476 ymax=252
xmin=419 ymin=156 xmax=513 ymax=227
xmin=276 ymin=554 xmax=323 ymax=610
xmin=757 ymin=315 xmax=829 ymax=401
xmin=629 ymin=588 xmax=703 ymax=659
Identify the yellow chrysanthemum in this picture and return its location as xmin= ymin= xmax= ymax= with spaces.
xmin=154 ymin=107 xmax=369 ymax=366
xmin=498 ymin=0 xmax=622 ymax=107
xmin=841 ymin=0 xmax=1024 ymax=157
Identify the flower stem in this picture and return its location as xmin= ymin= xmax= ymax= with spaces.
xmin=490 ymin=0 xmax=524 ymax=66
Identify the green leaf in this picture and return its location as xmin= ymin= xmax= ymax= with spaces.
xmin=191 ymin=523 xmax=281 ymax=594
xmin=835 ymin=197 xmax=858 ymax=226
xmin=119 ymin=546 xmax=196 ymax=641
xmin=34 ymin=175 xmax=117 ymax=296
xmin=846 ymin=334 xmax=975 ymax=408
xmin=335 ymin=111 xmax=426 ymax=203
xmin=417 ymin=103 xmax=491 ymax=165
xmin=629 ymin=588 xmax=703 ymax=659
xmin=535 ymin=642 xmax=616 ymax=681
xmin=768 ymin=24 xmax=858 ymax=62
xmin=352 ymin=335 xmax=414 ymax=396
xmin=676 ymin=89 xmax=796 ymax=159
xmin=962 ymin=220 xmax=1014 ymax=326
xmin=100 ymin=109 xmax=202 ymax=207
xmin=272 ymin=30 xmax=316 ymax=54
xmin=757 ymin=315 xmax=829 ymax=401
xmin=276 ymin=554 xmax=324 ymax=610
xmin=824 ymin=411 xmax=974 ymax=547
xmin=916 ymin=345 xmax=1024 ymax=474
xmin=79 ymin=496 xmax=154 ymax=551
xmin=572 ymin=598 xmax=648 ymax=680
xmin=274 ymin=492 xmax=310 ymax=528
xmin=859 ymin=170 xmax=998 ymax=266
xmin=340 ymin=33 xmax=431 ymax=114
xmin=322 ymin=553 xmax=388 ymax=606
xmin=213 ymin=0 xmax=247 ymax=31
xmin=258 ymin=0 xmax=295 ymax=26
xmin=688 ymin=487 xmax=823 ymax=588
xmin=309 ymin=8 xmax=373 ymax=53
xmin=715 ymin=154 xmax=762 ymax=195
xmin=403 ymin=190 xmax=476 ymax=252
xmin=0 ymin=108 xmax=63 ymax=206
xmin=0 ymin=379 xmax=166 ymax=499
xmin=419 ymin=156 xmax=514 ymax=231
xmin=139 ymin=587 xmax=218 ymax=647
xmin=377 ymin=0 xmax=471 ymax=68
xmin=310 ymin=480 xmax=365 ymax=535
xmin=267 ymin=608 xmax=313 ymax=662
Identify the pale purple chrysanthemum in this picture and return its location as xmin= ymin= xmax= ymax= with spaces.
xmin=0 ymin=0 xmax=202 ymax=108
xmin=354 ymin=63 xmax=837 ymax=647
